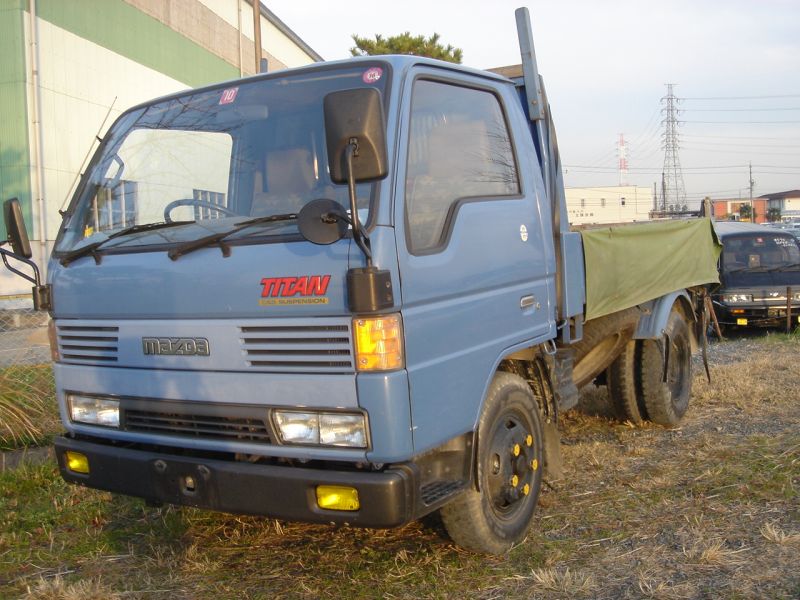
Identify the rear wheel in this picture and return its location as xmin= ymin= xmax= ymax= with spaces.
xmin=572 ymin=308 xmax=640 ymax=389
xmin=606 ymin=339 xmax=647 ymax=423
xmin=638 ymin=309 xmax=692 ymax=427
xmin=440 ymin=372 xmax=544 ymax=554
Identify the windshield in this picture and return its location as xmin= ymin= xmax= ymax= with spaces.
xmin=721 ymin=233 xmax=800 ymax=272
xmin=55 ymin=63 xmax=389 ymax=254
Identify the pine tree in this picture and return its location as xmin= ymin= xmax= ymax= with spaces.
xmin=350 ymin=32 xmax=462 ymax=63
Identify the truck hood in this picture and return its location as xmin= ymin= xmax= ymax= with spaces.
xmin=49 ymin=238 xmax=354 ymax=319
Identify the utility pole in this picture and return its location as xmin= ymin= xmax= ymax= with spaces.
xmin=661 ymin=84 xmax=686 ymax=213
xmin=617 ymin=133 xmax=628 ymax=187
xmin=251 ymin=0 xmax=262 ymax=74
xmin=748 ymin=162 xmax=756 ymax=222
xmin=652 ymin=181 xmax=658 ymax=212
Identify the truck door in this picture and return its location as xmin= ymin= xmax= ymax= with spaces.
xmin=395 ymin=72 xmax=556 ymax=452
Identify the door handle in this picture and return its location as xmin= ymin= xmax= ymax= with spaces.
xmin=520 ymin=295 xmax=540 ymax=310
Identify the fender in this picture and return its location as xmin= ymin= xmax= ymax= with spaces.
xmin=633 ymin=290 xmax=693 ymax=340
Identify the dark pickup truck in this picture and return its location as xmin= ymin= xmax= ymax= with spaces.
xmin=712 ymin=221 xmax=800 ymax=330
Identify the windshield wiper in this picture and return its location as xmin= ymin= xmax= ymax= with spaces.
xmin=771 ymin=262 xmax=800 ymax=272
xmin=60 ymin=220 xmax=195 ymax=266
xmin=167 ymin=213 xmax=298 ymax=261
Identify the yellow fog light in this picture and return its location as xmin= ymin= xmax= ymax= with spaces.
xmin=316 ymin=485 xmax=360 ymax=511
xmin=353 ymin=313 xmax=404 ymax=371
xmin=65 ymin=451 xmax=90 ymax=474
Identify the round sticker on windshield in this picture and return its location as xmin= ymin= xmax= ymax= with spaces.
xmin=362 ymin=67 xmax=383 ymax=84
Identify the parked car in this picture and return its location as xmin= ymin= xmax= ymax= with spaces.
xmin=712 ymin=221 xmax=800 ymax=330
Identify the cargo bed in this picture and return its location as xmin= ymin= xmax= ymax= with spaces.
xmin=578 ymin=218 xmax=721 ymax=320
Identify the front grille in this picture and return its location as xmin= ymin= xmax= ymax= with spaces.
xmin=240 ymin=322 xmax=354 ymax=373
xmin=121 ymin=400 xmax=272 ymax=445
xmin=58 ymin=324 xmax=119 ymax=364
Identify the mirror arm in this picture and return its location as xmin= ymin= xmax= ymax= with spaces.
xmin=0 ymin=246 xmax=39 ymax=286
xmin=0 ymin=246 xmax=51 ymax=310
xmin=345 ymin=143 xmax=373 ymax=266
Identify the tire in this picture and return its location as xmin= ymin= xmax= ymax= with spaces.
xmin=572 ymin=308 xmax=640 ymax=389
xmin=606 ymin=339 xmax=647 ymax=423
xmin=637 ymin=308 xmax=692 ymax=427
xmin=440 ymin=372 xmax=544 ymax=554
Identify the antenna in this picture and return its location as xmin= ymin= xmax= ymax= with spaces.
xmin=661 ymin=84 xmax=687 ymax=212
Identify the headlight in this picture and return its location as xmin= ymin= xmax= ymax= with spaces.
xmin=68 ymin=394 xmax=120 ymax=427
xmin=722 ymin=294 xmax=752 ymax=303
xmin=794 ymin=292 xmax=800 ymax=301
xmin=273 ymin=410 xmax=367 ymax=448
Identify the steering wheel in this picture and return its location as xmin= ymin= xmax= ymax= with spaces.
xmin=163 ymin=198 xmax=238 ymax=222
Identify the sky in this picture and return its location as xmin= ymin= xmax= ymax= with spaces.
xmin=266 ymin=0 xmax=800 ymax=208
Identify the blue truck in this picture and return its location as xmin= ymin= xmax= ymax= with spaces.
xmin=1 ymin=9 xmax=720 ymax=554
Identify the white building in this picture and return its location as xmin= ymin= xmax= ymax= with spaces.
xmin=0 ymin=0 xmax=321 ymax=297
xmin=565 ymin=186 xmax=653 ymax=226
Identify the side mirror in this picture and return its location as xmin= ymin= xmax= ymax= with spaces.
xmin=323 ymin=88 xmax=388 ymax=184
xmin=3 ymin=198 xmax=32 ymax=259
xmin=297 ymin=199 xmax=349 ymax=245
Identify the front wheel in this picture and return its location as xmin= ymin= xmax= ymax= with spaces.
xmin=440 ymin=372 xmax=544 ymax=554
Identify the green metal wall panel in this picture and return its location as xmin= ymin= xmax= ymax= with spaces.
xmin=37 ymin=0 xmax=239 ymax=88
xmin=0 ymin=0 xmax=33 ymax=239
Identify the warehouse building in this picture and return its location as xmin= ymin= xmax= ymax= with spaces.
xmin=0 ymin=0 xmax=320 ymax=297
xmin=711 ymin=191 xmax=800 ymax=224
xmin=565 ymin=186 xmax=653 ymax=225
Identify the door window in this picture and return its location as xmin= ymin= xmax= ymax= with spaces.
xmin=405 ymin=80 xmax=519 ymax=252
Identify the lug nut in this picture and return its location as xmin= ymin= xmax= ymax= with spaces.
xmin=511 ymin=474 xmax=519 ymax=487
xmin=530 ymin=459 xmax=539 ymax=471
xmin=526 ymin=434 xmax=533 ymax=447
xmin=513 ymin=444 xmax=521 ymax=457
xmin=523 ymin=483 xmax=530 ymax=496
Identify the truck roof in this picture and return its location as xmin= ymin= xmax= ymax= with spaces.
xmin=713 ymin=221 xmax=795 ymax=239
xmin=123 ymin=55 xmax=516 ymax=115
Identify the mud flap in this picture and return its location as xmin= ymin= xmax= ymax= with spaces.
xmin=542 ymin=419 xmax=564 ymax=480
xmin=552 ymin=348 xmax=580 ymax=411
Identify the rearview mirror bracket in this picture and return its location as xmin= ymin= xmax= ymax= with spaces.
xmin=1 ymin=198 xmax=51 ymax=311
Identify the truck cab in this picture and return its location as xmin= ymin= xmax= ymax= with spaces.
xmin=0 ymin=54 xmax=559 ymax=541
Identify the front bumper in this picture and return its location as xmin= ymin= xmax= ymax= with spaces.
xmin=714 ymin=302 xmax=800 ymax=327
xmin=55 ymin=435 xmax=417 ymax=528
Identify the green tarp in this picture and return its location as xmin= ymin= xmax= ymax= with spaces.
xmin=581 ymin=218 xmax=721 ymax=320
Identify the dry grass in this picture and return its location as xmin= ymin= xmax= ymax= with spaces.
xmin=1 ymin=333 xmax=799 ymax=599
xmin=23 ymin=576 xmax=120 ymax=600
xmin=0 ymin=364 xmax=57 ymax=450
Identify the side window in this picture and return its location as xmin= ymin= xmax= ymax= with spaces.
xmin=405 ymin=80 xmax=520 ymax=252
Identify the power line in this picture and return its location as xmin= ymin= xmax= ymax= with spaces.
xmin=661 ymin=83 xmax=686 ymax=211
xmin=682 ymin=133 xmax=800 ymax=140
xmin=681 ymin=107 xmax=800 ymax=112
xmin=682 ymin=94 xmax=800 ymax=100
xmin=682 ymin=120 xmax=800 ymax=124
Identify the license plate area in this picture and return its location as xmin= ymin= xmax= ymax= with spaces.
xmin=151 ymin=459 xmax=217 ymax=507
